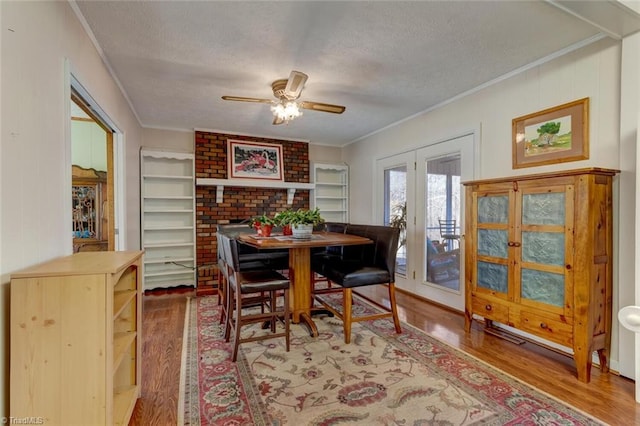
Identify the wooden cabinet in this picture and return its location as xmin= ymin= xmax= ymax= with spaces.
xmin=10 ymin=251 xmax=143 ymax=425
xmin=141 ymin=149 xmax=196 ymax=290
xmin=463 ymin=168 xmax=618 ymax=383
xmin=311 ymin=163 xmax=349 ymax=223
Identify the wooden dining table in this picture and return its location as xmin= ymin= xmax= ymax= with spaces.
xmin=238 ymin=231 xmax=372 ymax=336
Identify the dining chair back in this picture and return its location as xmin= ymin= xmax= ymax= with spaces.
xmin=219 ymin=233 xmax=291 ymax=362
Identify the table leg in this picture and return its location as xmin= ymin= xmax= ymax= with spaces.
xmin=288 ymin=246 xmax=318 ymax=337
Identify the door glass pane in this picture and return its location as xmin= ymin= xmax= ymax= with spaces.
xmin=425 ymin=154 xmax=460 ymax=289
xmin=385 ymin=166 xmax=407 ymax=277
xmin=522 ymin=193 xmax=565 ymax=225
xmin=478 ymin=195 xmax=508 ymax=223
xmin=477 ymin=261 xmax=508 ymax=293
xmin=521 ymin=231 xmax=565 ymax=266
xmin=478 ymin=229 xmax=508 ymax=258
xmin=521 ymin=268 xmax=565 ymax=306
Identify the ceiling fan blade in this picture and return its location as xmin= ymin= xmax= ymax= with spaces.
xmin=284 ymin=71 xmax=308 ymax=99
xmin=299 ymin=101 xmax=346 ymax=114
xmin=222 ymin=96 xmax=273 ymax=104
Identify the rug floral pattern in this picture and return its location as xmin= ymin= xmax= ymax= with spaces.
xmin=182 ymin=295 xmax=604 ymax=425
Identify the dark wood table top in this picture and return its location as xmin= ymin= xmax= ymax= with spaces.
xmin=238 ymin=231 xmax=371 ymax=249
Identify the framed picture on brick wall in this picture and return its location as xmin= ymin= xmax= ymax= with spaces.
xmin=228 ymin=140 xmax=284 ymax=181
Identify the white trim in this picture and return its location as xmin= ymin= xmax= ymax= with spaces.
xmin=68 ymin=1 xmax=143 ymax=127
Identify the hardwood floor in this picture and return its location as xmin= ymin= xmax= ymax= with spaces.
xmin=130 ymin=286 xmax=639 ymax=425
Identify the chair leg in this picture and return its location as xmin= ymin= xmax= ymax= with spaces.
xmin=224 ymin=284 xmax=233 ymax=342
xmin=284 ymin=287 xmax=290 ymax=352
xmin=218 ymin=274 xmax=227 ymax=325
xmin=343 ymin=288 xmax=353 ymax=344
xmin=231 ymin=288 xmax=243 ymax=362
xmin=388 ymin=283 xmax=402 ymax=334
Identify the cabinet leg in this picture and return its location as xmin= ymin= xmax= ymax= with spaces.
xmin=464 ymin=310 xmax=473 ymax=332
xmin=597 ymin=348 xmax=610 ymax=374
xmin=574 ymin=348 xmax=592 ymax=383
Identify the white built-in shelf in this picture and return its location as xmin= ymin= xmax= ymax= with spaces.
xmin=141 ymin=149 xmax=196 ymax=291
xmin=311 ymin=163 xmax=349 ymax=223
xmin=196 ymin=177 xmax=314 ymax=204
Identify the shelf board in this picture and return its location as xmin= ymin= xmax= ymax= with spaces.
xmin=196 ymin=178 xmax=313 ymax=204
xmin=142 ymin=174 xmax=193 ymax=180
xmin=142 ymin=242 xmax=194 ymax=248
xmin=114 ymin=385 xmax=139 ymax=426
xmin=113 ymin=331 xmax=137 ymax=372
xmin=113 ymin=290 xmax=136 ymax=319
xmin=143 ymin=226 xmax=194 ymax=231
xmin=145 ymin=270 xmax=196 ymax=278
xmin=143 ymin=195 xmax=193 ymax=200
xmin=143 ymin=209 xmax=194 ymax=213
xmin=145 ymin=257 xmax=195 ymax=265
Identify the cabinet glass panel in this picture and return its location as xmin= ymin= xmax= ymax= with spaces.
xmin=478 ymin=195 xmax=508 ymax=223
xmin=522 ymin=231 xmax=565 ymax=266
xmin=478 ymin=229 xmax=508 ymax=258
xmin=521 ymin=268 xmax=565 ymax=306
xmin=477 ymin=261 xmax=508 ymax=293
xmin=522 ymin=192 xmax=565 ymax=225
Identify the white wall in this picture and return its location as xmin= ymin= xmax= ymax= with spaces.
xmin=142 ymin=127 xmax=194 ymax=153
xmin=0 ymin=2 xmax=144 ymax=416
xmin=344 ymin=37 xmax=634 ymax=377
xmin=72 ymin=120 xmax=107 ymax=171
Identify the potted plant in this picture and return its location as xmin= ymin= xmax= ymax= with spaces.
xmin=288 ymin=208 xmax=324 ymax=239
xmin=249 ymin=213 xmax=275 ymax=237
xmin=274 ymin=210 xmax=295 ymax=236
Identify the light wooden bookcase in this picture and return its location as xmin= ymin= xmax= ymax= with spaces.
xmin=10 ymin=250 xmax=144 ymax=425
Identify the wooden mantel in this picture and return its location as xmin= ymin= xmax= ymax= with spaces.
xmin=196 ymin=178 xmax=314 ymax=204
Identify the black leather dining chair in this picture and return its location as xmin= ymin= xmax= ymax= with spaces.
xmin=219 ymin=233 xmax=291 ymax=362
xmin=311 ymin=224 xmax=402 ymax=343
xmin=216 ymin=223 xmax=289 ymax=325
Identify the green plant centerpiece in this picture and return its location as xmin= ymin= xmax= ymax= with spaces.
xmin=288 ymin=208 xmax=324 ymax=239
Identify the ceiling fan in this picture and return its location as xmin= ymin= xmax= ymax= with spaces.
xmin=222 ymin=70 xmax=346 ymax=125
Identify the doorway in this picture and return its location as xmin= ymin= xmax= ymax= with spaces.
xmin=71 ymin=91 xmax=115 ymax=251
xmin=377 ymin=133 xmax=476 ymax=311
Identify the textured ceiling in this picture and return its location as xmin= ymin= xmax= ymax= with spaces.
xmin=72 ymin=1 xmax=638 ymax=146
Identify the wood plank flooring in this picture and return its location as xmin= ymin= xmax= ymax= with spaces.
xmin=129 ymin=286 xmax=639 ymax=425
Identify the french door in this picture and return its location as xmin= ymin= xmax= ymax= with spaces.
xmin=377 ymin=133 xmax=476 ymax=311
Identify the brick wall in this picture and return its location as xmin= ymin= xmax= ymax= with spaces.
xmin=195 ymin=130 xmax=310 ymax=288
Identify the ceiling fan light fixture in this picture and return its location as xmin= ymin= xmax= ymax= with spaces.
xmin=271 ymin=100 xmax=302 ymax=123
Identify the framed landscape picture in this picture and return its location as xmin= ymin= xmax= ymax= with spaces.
xmin=512 ymin=98 xmax=589 ymax=169
xmin=228 ymin=140 xmax=284 ymax=181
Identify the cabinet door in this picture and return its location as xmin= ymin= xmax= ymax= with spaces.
xmin=515 ymin=184 xmax=573 ymax=316
xmin=472 ymin=186 xmax=512 ymax=300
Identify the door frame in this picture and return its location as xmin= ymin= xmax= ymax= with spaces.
xmin=66 ymin=61 xmax=125 ymax=251
xmin=375 ymin=130 xmax=478 ymax=311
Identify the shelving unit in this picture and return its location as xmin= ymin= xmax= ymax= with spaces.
xmin=311 ymin=163 xmax=349 ymax=223
xmin=10 ymin=250 xmax=144 ymax=425
xmin=141 ymin=149 xmax=196 ymax=290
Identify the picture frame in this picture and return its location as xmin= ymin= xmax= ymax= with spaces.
xmin=512 ymin=98 xmax=589 ymax=169
xmin=228 ymin=140 xmax=284 ymax=181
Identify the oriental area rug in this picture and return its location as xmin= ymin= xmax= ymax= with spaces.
xmin=179 ymin=294 xmax=605 ymax=425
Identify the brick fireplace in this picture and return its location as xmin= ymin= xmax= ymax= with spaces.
xmin=195 ymin=130 xmax=311 ymax=289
